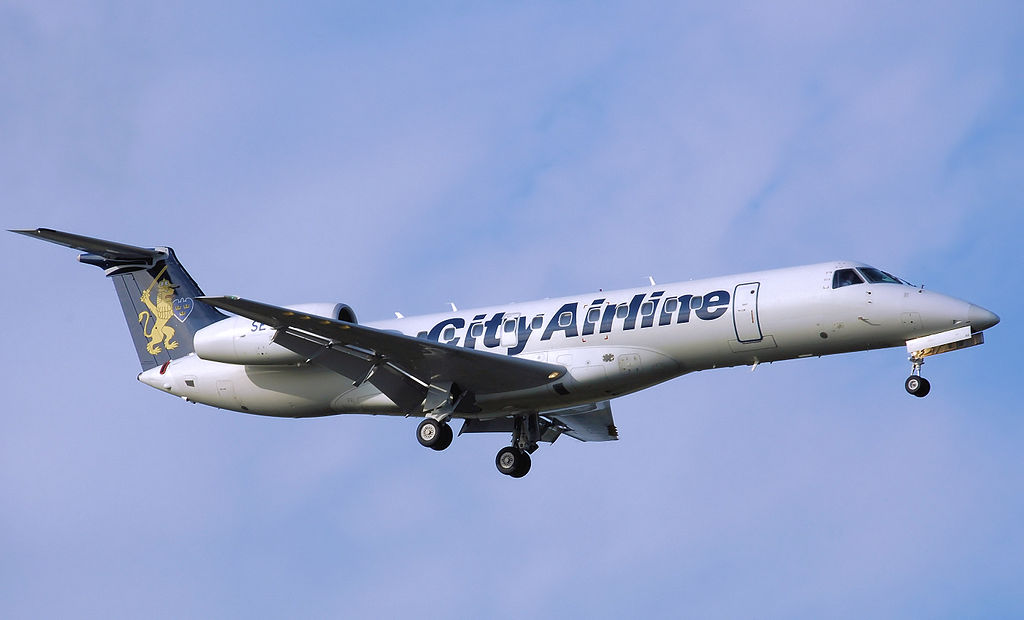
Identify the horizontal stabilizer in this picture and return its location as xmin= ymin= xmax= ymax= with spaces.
xmin=10 ymin=228 xmax=163 ymax=262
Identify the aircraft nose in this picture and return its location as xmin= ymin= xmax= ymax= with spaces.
xmin=967 ymin=304 xmax=1000 ymax=332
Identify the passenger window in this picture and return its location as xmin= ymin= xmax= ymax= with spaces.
xmin=442 ymin=326 xmax=456 ymax=341
xmin=504 ymin=320 xmax=516 ymax=333
xmin=832 ymin=269 xmax=864 ymax=288
xmin=664 ymin=298 xmax=678 ymax=313
xmin=471 ymin=324 xmax=484 ymax=338
xmin=531 ymin=315 xmax=544 ymax=330
xmin=615 ymin=304 xmax=629 ymax=319
xmin=587 ymin=306 xmax=601 ymax=323
xmin=558 ymin=311 xmax=573 ymax=327
xmin=641 ymin=301 xmax=655 ymax=316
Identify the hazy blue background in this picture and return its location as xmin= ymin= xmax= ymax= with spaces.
xmin=2 ymin=2 xmax=1021 ymax=617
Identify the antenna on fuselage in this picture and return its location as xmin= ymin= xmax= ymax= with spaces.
xmin=449 ymin=302 xmax=458 ymax=312
xmin=648 ymin=276 xmax=656 ymax=286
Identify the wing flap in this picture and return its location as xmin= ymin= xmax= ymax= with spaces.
xmin=459 ymin=401 xmax=619 ymax=443
xmin=545 ymin=401 xmax=618 ymax=442
xmin=198 ymin=296 xmax=567 ymax=408
xmin=273 ymin=329 xmax=431 ymax=412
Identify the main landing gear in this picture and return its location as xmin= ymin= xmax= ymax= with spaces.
xmin=905 ymin=356 xmax=931 ymax=398
xmin=416 ymin=418 xmax=453 ymax=451
xmin=496 ymin=446 xmax=531 ymax=478
xmin=495 ymin=413 xmax=540 ymax=478
xmin=414 ymin=412 xmax=541 ymax=478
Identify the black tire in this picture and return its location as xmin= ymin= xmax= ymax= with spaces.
xmin=905 ymin=376 xmax=931 ymax=398
xmin=417 ymin=419 xmax=442 ymax=447
xmin=496 ymin=446 xmax=526 ymax=476
xmin=431 ymin=423 xmax=454 ymax=451
xmin=510 ymin=451 xmax=532 ymax=478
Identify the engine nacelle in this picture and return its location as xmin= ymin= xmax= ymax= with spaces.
xmin=193 ymin=302 xmax=356 ymax=365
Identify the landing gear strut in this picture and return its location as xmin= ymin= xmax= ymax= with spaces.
xmin=495 ymin=413 xmax=540 ymax=478
xmin=416 ymin=418 xmax=453 ymax=451
xmin=905 ymin=357 xmax=931 ymax=398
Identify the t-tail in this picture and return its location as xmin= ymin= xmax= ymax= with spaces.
xmin=11 ymin=228 xmax=227 ymax=370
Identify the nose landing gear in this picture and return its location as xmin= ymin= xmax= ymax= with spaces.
xmin=905 ymin=357 xmax=931 ymax=398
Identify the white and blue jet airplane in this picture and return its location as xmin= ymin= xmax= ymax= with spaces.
xmin=13 ymin=228 xmax=1000 ymax=477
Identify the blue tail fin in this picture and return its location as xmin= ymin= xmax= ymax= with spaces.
xmin=11 ymin=228 xmax=227 ymax=370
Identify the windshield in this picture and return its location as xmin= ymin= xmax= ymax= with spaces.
xmin=858 ymin=267 xmax=905 ymax=285
xmin=832 ymin=268 xmax=864 ymax=288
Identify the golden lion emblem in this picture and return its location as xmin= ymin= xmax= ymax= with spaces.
xmin=138 ymin=266 xmax=179 ymax=355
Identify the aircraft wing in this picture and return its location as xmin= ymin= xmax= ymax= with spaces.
xmin=198 ymin=296 xmax=568 ymax=412
xmin=543 ymin=400 xmax=619 ymax=442
xmin=459 ymin=400 xmax=619 ymax=442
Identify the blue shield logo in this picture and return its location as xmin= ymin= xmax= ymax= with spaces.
xmin=173 ymin=297 xmax=194 ymax=323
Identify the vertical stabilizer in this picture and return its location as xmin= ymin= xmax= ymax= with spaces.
xmin=11 ymin=228 xmax=226 ymax=370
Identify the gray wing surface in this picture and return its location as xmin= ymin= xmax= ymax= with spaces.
xmin=198 ymin=296 xmax=568 ymax=412
xmin=460 ymin=400 xmax=619 ymax=443
xmin=544 ymin=401 xmax=619 ymax=442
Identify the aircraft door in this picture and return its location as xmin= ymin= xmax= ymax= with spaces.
xmin=733 ymin=282 xmax=763 ymax=343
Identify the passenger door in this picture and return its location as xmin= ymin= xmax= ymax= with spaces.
xmin=733 ymin=282 xmax=763 ymax=343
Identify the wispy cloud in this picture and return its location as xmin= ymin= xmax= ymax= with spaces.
xmin=1 ymin=2 xmax=1021 ymax=618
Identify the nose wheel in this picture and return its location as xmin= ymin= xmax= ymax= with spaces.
xmin=905 ymin=375 xmax=931 ymax=397
xmin=905 ymin=356 xmax=931 ymax=398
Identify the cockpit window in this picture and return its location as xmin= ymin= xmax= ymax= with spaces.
xmin=858 ymin=267 xmax=903 ymax=284
xmin=832 ymin=268 xmax=864 ymax=289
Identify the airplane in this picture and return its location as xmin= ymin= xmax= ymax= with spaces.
xmin=12 ymin=228 xmax=1000 ymax=478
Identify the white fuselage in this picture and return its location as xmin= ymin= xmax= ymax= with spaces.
xmin=138 ymin=261 xmax=981 ymax=418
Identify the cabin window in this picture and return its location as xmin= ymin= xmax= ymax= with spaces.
xmin=471 ymin=323 xmax=484 ymax=338
xmin=586 ymin=306 xmax=602 ymax=323
xmin=689 ymin=296 xmax=703 ymax=310
xmin=442 ymin=326 xmax=456 ymax=341
xmin=503 ymin=320 xmax=517 ymax=333
xmin=531 ymin=315 xmax=544 ymax=330
xmin=641 ymin=301 xmax=655 ymax=316
xmin=615 ymin=304 xmax=629 ymax=319
xmin=663 ymin=297 xmax=679 ymax=314
xmin=832 ymin=268 xmax=864 ymax=288
xmin=557 ymin=311 xmax=573 ymax=327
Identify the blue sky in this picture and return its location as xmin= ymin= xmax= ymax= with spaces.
xmin=2 ymin=2 xmax=1022 ymax=617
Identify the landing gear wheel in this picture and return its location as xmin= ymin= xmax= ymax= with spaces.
xmin=496 ymin=446 xmax=531 ymax=478
xmin=417 ymin=418 xmax=452 ymax=449
xmin=905 ymin=375 xmax=931 ymax=398
xmin=431 ymin=423 xmax=454 ymax=451
xmin=511 ymin=451 xmax=531 ymax=478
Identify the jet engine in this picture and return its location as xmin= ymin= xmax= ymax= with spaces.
xmin=193 ymin=302 xmax=356 ymax=365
